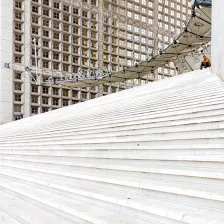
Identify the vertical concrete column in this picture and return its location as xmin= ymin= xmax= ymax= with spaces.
xmin=152 ymin=0 xmax=159 ymax=82
xmin=59 ymin=87 xmax=62 ymax=107
xmin=49 ymin=86 xmax=52 ymax=110
xmin=154 ymin=70 xmax=159 ymax=81
xmin=97 ymin=0 xmax=104 ymax=97
xmin=23 ymin=0 xmax=32 ymax=117
xmin=108 ymin=84 xmax=112 ymax=94
xmin=0 ymin=0 xmax=14 ymax=124
xmin=97 ymin=0 xmax=103 ymax=73
xmin=152 ymin=0 xmax=159 ymax=57
xmin=78 ymin=88 xmax=81 ymax=101
xmin=212 ymin=0 xmax=224 ymax=84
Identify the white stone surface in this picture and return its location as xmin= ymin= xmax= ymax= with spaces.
xmin=212 ymin=0 xmax=224 ymax=83
xmin=0 ymin=69 xmax=224 ymax=223
xmin=0 ymin=0 xmax=14 ymax=125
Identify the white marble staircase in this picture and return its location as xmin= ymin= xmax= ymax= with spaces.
xmin=0 ymin=69 xmax=224 ymax=224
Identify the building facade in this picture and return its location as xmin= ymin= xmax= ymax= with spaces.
xmin=0 ymin=0 xmax=192 ymax=125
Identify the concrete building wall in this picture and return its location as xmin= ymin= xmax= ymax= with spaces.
xmin=0 ymin=0 xmax=14 ymax=125
xmin=23 ymin=0 xmax=32 ymax=117
xmin=0 ymin=0 xmax=192 ymax=124
xmin=212 ymin=0 xmax=224 ymax=83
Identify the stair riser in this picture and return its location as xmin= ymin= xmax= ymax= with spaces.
xmin=2 ymin=112 xmax=224 ymax=143
xmin=0 ymin=71 xmax=224 ymax=223
xmin=0 ymin=185 xmax=103 ymax=224
xmin=2 ymin=98 xmax=224 ymax=140
xmin=0 ymin=174 xmax=216 ymax=224
xmin=2 ymin=120 xmax=224 ymax=144
xmin=2 ymin=96 xmax=224 ymax=139
xmin=1 ymin=167 xmax=224 ymax=211
xmin=2 ymin=132 xmax=224 ymax=146
xmin=0 ymin=150 xmax=223 ymax=162
xmin=0 ymin=155 xmax=224 ymax=170
xmin=0 ymin=161 xmax=224 ymax=188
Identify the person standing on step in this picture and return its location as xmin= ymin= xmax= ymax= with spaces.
xmin=200 ymin=55 xmax=211 ymax=70
xmin=20 ymin=113 xmax=24 ymax=119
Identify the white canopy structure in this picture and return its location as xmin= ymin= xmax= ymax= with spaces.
xmin=57 ymin=6 xmax=211 ymax=88
xmin=192 ymin=0 xmax=212 ymax=8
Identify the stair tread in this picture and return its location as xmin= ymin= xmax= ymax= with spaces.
xmin=3 ymin=128 xmax=224 ymax=146
xmin=0 ymin=170 xmax=224 ymax=224
xmin=0 ymin=150 xmax=223 ymax=162
xmin=2 ymin=103 xmax=224 ymax=141
xmin=1 ymin=165 xmax=224 ymax=204
xmin=0 ymin=70 xmax=223 ymax=224
xmin=0 ymin=188 xmax=79 ymax=224
xmin=2 ymin=120 xmax=224 ymax=144
xmin=0 ymin=177 xmax=157 ymax=224
xmin=0 ymin=157 xmax=223 ymax=179
xmin=1 ymin=92 xmax=224 ymax=138
xmin=0 ymin=209 xmax=21 ymax=224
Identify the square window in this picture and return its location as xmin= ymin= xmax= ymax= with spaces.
xmin=42 ymin=97 xmax=48 ymax=104
xmin=32 ymin=85 xmax=39 ymax=93
xmin=53 ymin=98 xmax=59 ymax=106
xmin=14 ymin=104 xmax=21 ymax=113
xmin=31 ymin=95 xmax=38 ymax=104
xmin=42 ymin=107 xmax=49 ymax=113
xmin=42 ymin=87 xmax=49 ymax=94
xmin=14 ymin=83 xmax=22 ymax=91
xmin=54 ymin=2 xmax=60 ymax=9
xmin=14 ymin=94 xmax=21 ymax=102
xmin=52 ymin=88 xmax=59 ymax=95
xmin=43 ymin=0 xmax=49 ymax=6
xmin=15 ymin=1 xmax=22 ymax=9
xmin=63 ymin=5 xmax=69 ymax=12
xmin=31 ymin=106 xmax=38 ymax=114
xmin=63 ymin=100 xmax=69 ymax=106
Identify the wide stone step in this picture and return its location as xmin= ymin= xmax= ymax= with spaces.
xmin=0 ymin=177 xmax=160 ymax=224
xmin=0 ymin=158 xmax=224 ymax=185
xmin=2 ymin=129 xmax=224 ymax=147
xmin=4 ymin=112 xmax=224 ymax=140
xmin=1 ymin=87 xmax=223 ymax=138
xmin=1 ymin=90 xmax=223 ymax=139
xmin=0 ymin=154 xmax=223 ymax=170
xmin=1 ymin=165 xmax=224 ymax=205
xmin=0 ymin=172 xmax=223 ymax=224
xmin=2 ymin=106 xmax=224 ymax=143
xmin=0 ymin=70 xmax=223 ymax=223
xmin=32 ymin=103 xmax=224 ymax=132
xmin=0 ymin=188 xmax=83 ymax=224
xmin=22 ymin=94 xmax=224 ymax=130
xmin=2 ymin=106 xmax=224 ymax=142
xmin=0 ymin=148 xmax=223 ymax=162
xmin=2 ymin=141 xmax=221 ymax=149
xmin=40 ymin=88 xmax=224 ymax=121
xmin=2 ymin=119 xmax=224 ymax=144
xmin=78 ymin=89 xmax=224 ymax=120
xmin=0 ymin=209 xmax=22 ymax=224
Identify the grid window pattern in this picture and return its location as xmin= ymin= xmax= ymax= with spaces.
xmin=11 ymin=0 xmax=191 ymax=118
